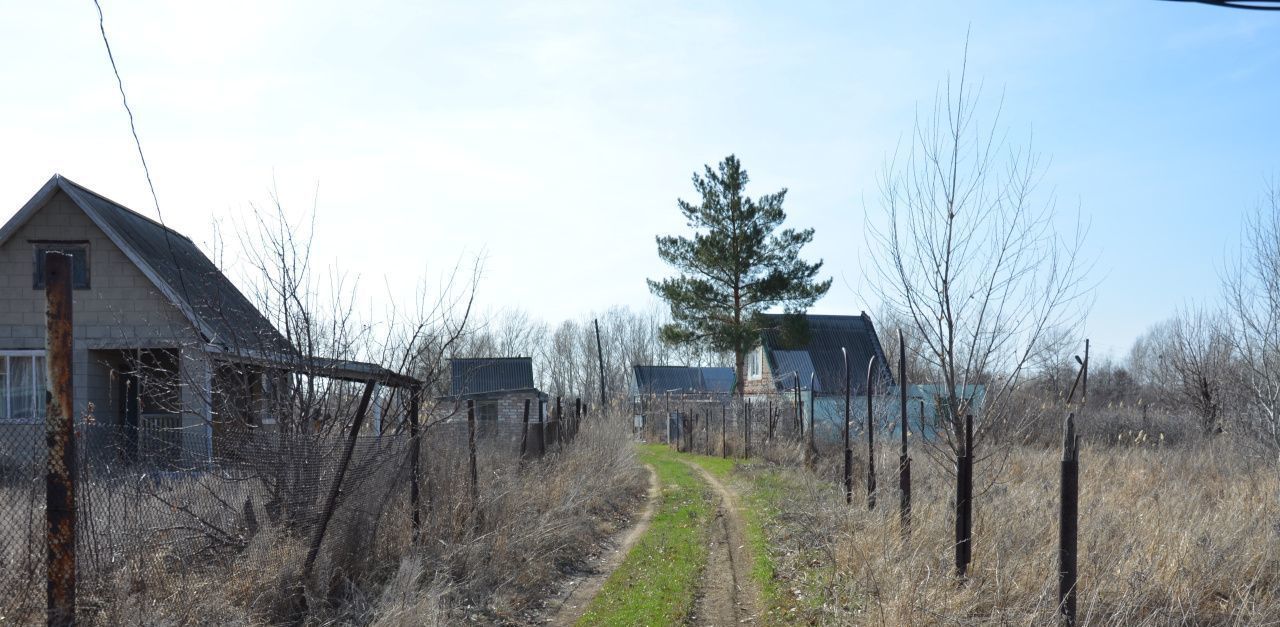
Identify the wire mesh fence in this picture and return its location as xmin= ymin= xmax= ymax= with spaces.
xmin=0 ymin=412 xmax=561 ymax=624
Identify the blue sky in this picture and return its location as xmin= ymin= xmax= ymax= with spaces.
xmin=1 ymin=1 xmax=1277 ymax=360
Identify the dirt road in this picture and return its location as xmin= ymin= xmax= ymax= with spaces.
xmin=684 ymin=461 xmax=761 ymax=626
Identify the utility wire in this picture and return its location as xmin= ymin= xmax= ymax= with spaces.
xmin=91 ymin=0 xmax=195 ymax=313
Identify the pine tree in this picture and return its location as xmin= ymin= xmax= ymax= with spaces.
xmin=648 ymin=155 xmax=831 ymax=395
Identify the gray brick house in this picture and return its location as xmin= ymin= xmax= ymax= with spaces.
xmin=0 ymin=175 xmax=413 ymax=467
xmin=444 ymin=357 xmax=546 ymax=426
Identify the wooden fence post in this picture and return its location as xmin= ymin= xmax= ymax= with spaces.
xmin=44 ymin=252 xmax=76 ymax=627
xmin=1059 ymin=413 xmax=1080 ymax=625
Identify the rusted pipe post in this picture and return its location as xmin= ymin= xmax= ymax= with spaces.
xmin=1059 ymin=413 xmax=1080 ymax=626
xmin=304 ymin=381 xmax=375 ymax=578
xmin=721 ymin=403 xmax=727 ymax=458
xmin=866 ymin=356 xmax=877 ymax=510
xmin=744 ymin=399 xmax=751 ymax=459
xmin=468 ymin=400 xmax=481 ymax=531
xmin=409 ymin=385 xmax=422 ymax=542
xmin=45 ymin=252 xmax=76 ymax=627
xmin=843 ymin=347 xmax=853 ymax=505
xmin=899 ymin=331 xmax=911 ymax=534
xmin=808 ymin=373 xmax=817 ymax=462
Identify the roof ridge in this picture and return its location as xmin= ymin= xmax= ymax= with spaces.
xmin=56 ymin=174 xmax=195 ymax=244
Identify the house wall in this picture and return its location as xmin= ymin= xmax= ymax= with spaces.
xmin=744 ymin=346 xmax=776 ymax=396
xmin=0 ymin=190 xmax=201 ymax=466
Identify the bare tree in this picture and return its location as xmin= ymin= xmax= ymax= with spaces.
xmin=1134 ymin=310 xmax=1234 ymax=436
xmin=868 ymin=52 xmax=1090 ymax=463
xmin=1225 ymin=182 xmax=1280 ymax=447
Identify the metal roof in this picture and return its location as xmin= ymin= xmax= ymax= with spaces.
xmin=760 ymin=313 xmax=893 ymax=395
xmin=449 ymin=357 xmax=537 ymax=396
xmin=632 ymin=365 xmax=735 ymax=395
xmin=1 ymin=175 xmax=420 ymax=388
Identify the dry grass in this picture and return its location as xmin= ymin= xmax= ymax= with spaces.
xmin=3 ymin=419 xmax=645 ymax=625
xmin=739 ymin=436 xmax=1280 ymax=625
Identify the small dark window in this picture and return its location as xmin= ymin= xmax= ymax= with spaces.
xmin=33 ymin=243 xmax=90 ymax=290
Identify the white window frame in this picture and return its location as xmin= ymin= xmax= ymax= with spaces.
xmin=1 ymin=350 xmax=47 ymax=424
xmin=747 ymin=347 xmax=763 ymax=381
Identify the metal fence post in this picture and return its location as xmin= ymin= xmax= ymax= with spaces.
xmin=843 ymin=347 xmax=852 ymax=505
xmin=1059 ymin=413 xmax=1080 ymax=625
xmin=956 ymin=413 xmax=974 ymax=578
xmin=721 ymin=403 xmax=727 ymax=459
xmin=468 ymin=399 xmax=481 ymax=532
xmin=520 ymin=399 xmax=531 ymax=460
xmin=304 ymin=382 xmax=375 ymax=578
xmin=409 ymin=385 xmax=422 ymax=542
xmin=899 ymin=331 xmax=911 ymax=534
xmin=45 ymin=252 xmax=76 ymax=627
xmin=866 ymin=356 xmax=877 ymax=511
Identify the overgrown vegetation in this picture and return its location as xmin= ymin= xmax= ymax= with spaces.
xmin=48 ymin=420 xmax=645 ymax=625
xmin=684 ymin=436 xmax=1280 ymax=625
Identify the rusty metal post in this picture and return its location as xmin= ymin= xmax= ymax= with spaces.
xmin=899 ymin=331 xmax=911 ymax=534
xmin=45 ymin=252 xmax=76 ymax=627
xmin=866 ymin=356 xmax=877 ymax=510
xmin=304 ymin=381 xmax=375 ymax=578
xmin=1059 ymin=413 xmax=1080 ymax=625
xmin=468 ymin=400 xmax=481 ymax=531
xmin=744 ymin=399 xmax=751 ymax=459
xmin=409 ymin=385 xmax=422 ymax=542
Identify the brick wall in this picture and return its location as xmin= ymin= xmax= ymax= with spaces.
xmin=0 ymin=189 xmax=201 ymax=432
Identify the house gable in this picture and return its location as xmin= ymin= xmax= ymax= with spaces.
xmin=0 ymin=186 xmax=196 ymax=349
xmin=0 ymin=175 xmax=292 ymax=358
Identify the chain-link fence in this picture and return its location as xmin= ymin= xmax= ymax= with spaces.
xmin=0 ymin=409 xmax=562 ymax=624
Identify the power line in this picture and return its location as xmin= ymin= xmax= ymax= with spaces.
xmin=91 ymin=0 xmax=194 ymax=312
xmin=1160 ymin=0 xmax=1280 ymax=9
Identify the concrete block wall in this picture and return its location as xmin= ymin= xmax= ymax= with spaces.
xmin=0 ymin=190 xmax=200 ymax=432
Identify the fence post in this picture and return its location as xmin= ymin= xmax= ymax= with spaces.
xmin=721 ymin=403 xmax=727 ymax=458
xmin=898 ymin=331 xmax=911 ymax=534
xmin=45 ymin=252 xmax=76 ymax=627
xmin=468 ymin=400 xmax=481 ymax=532
xmin=866 ymin=356 xmax=877 ymax=510
xmin=744 ymin=400 xmax=751 ymax=459
xmin=843 ymin=347 xmax=852 ymax=505
xmin=955 ymin=414 xmax=974 ymax=578
xmin=1059 ymin=413 xmax=1079 ymax=626
xmin=520 ymin=398 xmax=531 ymax=460
xmin=409 ymin=385 xmax=422 ymax=542
xmin=304 ymin=382 xmax=376 ymax=579
xmin=534 ymin=398 xmax=546 ymax=457
xmin=575 ymin=397 xmax=582 ymax=440
xmin=704 ymin=408 xmax=710 ymax=455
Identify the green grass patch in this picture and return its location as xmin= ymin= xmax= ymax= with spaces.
xmin=576 ymin=445 xmax=713 ymax=626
